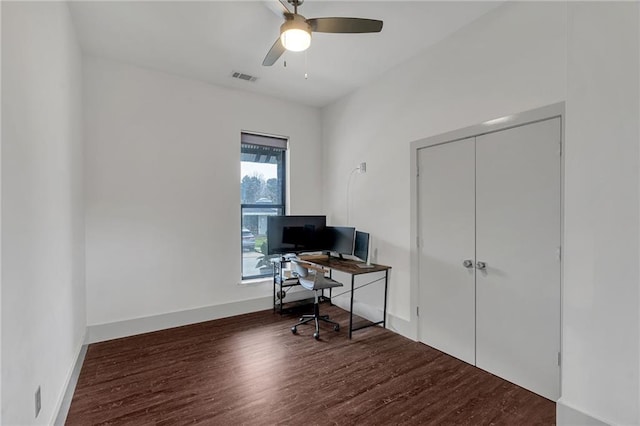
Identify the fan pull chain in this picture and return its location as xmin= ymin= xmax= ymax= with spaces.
xmin=304 ymin=51 xmax=308 ymax=80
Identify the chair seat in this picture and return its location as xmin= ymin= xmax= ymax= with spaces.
xmin=298 ymin=276 xmax=343 ymax=291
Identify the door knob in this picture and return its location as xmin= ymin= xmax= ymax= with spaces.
xmin=476 ymin=261 xmax=487 ymax=270
xmin=462 ymin=259 xmax=473 ymax=268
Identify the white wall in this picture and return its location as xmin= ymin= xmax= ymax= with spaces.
xmin=322 ymin=1 xmax=640 ymax=424
xmin=562 ymin=2 xmax=639 ymax=425
xmin=321 ymin=1 xmax=567 ymax=325
xmin=1 ymin=2 xmax=85 ymax=425
xmin=84 ymin=56 xmax=322 ymax=328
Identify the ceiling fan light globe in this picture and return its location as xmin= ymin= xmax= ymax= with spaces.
xmin=280 ymin=17 xmax=311 ymax=52
xmin=280 ymin=29 xmax=311 ymax=51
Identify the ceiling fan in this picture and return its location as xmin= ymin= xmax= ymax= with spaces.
xmin=262 ymin=0 xmax=383 ymax=66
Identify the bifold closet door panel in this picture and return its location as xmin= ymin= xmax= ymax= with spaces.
xmin=475 ymin=117 xmax=561 ymax=400
xmin=417 ymin=138 xmax=476 ymax=365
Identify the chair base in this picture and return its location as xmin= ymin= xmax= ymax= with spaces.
xmin=291 ymin=293 xmax=340 ymax=340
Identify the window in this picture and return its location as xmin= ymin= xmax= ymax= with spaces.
xmin=241 ymin=132 xmax=287 ymax=279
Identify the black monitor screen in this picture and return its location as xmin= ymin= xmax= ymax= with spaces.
xmin=325 ymin=226 xmax=356 ymax=255
xmin=354 ymin=231 xmax=370 ymax=262
xmin=267 ymin=216 xmax=326 ymax=254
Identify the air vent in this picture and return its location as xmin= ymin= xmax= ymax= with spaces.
xmin=231 ymin=71 xmax=258 ymax=82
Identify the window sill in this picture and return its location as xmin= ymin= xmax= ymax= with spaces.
xmin=239 ymin=277 xmax=271 ymax=286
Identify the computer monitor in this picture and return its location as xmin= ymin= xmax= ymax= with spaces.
xmin=354 ymin=231 xmax=370 ymax=263
xmin=324 ymin=226 xmax=355 ymax=258
xmin=267 ymin=216 xmax=326 ymax=254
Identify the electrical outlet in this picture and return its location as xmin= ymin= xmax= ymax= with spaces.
xmin=359 ymin=162 xmax=367 ymax=173
xmin=35 ymin=386 xmax=41 ymax=418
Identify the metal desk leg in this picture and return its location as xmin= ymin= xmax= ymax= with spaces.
xmin=349 ymin=274 xmax=355 ymax=339
xmin=383 ymin=269 xmax=388 ymax=328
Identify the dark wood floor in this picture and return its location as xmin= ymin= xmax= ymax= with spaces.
xmin=66 ymin=305 xmax=555 ymax=425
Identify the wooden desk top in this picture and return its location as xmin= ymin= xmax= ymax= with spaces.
xmin=299 ymin=255 xmax=391 ymax=275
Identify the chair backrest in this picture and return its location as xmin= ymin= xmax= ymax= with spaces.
xmin=292 ymin=260 xmax=310 ymax=278
xmin=292 ymin=260 xmax=320 ymax=290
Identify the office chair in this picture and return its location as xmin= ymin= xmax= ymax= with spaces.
xmin=290 ymin=260 xmax=343 ymax=340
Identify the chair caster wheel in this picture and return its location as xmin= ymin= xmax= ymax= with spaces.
xmin=313 ymin=332 xmax=320 ymax=340
xmin=334 ymin=325 xmax=340 ymax=332
xmin=291 ymin=326 xmax=297 ymax=334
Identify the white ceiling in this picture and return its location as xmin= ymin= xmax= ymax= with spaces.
xmin=69 ymin=1 xmax=501 ymax=108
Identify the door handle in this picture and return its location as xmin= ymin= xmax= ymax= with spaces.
xmin=476 ymin=261 xmax=487 ymax=270
xmin=462 ymin=259 xmax=473 ymax=269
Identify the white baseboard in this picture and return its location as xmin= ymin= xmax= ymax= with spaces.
xmin=556 ymin=399 xmax=610 ymax=426
xmin=86 ymin=297 xmax=273 ymax=344
xmin=53 ymin=341 xmax=87 ymax=426
xmin=85 ymin=295 xmax=403 ymax=345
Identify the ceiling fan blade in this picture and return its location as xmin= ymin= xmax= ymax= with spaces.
xmin=308 ymin=17 xmax=383 ymax=34
xmin=262 ymin=0 xmax=291 ymax=18
xmin=262 ymin=38 xmax=286 ymax=66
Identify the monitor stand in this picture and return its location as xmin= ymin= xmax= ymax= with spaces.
xmin=324 ymin=251 xmax=344 ymax=261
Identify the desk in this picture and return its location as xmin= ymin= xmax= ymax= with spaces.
xmin=300 ymin=255 xmax=391 ymax=339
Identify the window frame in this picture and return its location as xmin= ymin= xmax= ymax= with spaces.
xmin=240 ymin=132 xmax=288 ymax=280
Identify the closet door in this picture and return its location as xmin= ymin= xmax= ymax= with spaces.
xmin=417 ymin=138 xmax=476 ymax=364
xmin=475 ymin=117 xmax=561 ymax=400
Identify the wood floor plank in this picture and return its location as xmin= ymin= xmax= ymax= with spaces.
xmin=66 ymin=305 xmax=555 ymax=425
